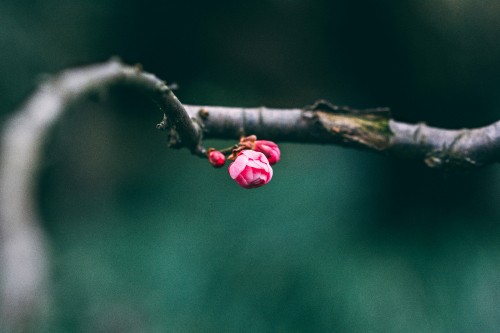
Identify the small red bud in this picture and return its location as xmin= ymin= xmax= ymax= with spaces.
xmin=253 ymin=140 xmax=280 ymax=165
xmin=208 ymin=149 xmax=226 ymax=168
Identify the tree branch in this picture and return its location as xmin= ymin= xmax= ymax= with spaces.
xmin=184 ymin=103 xmax=500 ymax=169
xmin=0 ymin=59 xmax=499 ymax=330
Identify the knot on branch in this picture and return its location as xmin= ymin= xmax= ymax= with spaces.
xmin=424 ymin=150 xmax=478 ymax=170
xmin=156 ymin=113 xmax=206 ymax=155
xmin=423 ymin=131 xmax=480 ymax=170
xmin=302 ymin=99 xmax=392 ymax=150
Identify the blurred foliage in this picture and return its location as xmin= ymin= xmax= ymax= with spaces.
xmin=1 ymin=0 xmax=500 ymax=332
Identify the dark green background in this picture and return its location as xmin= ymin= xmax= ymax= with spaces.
xmin=1 ymin=0 xmax=500 ymax=332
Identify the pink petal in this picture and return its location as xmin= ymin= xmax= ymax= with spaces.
xmin=228 ymin=155 xmax=248 ymax=179
xmin=256 ymin=160 xmax=272 ymax=180
xmin=257 ymin=140 xmax=278 ymax=148
xmin=240 ymin=166 xmax=254 ymax=181
xmin=259 ymin=173 xmax=268 ymax=183
xmin=267 ymin=151 xmax=279 ymax=165
xmin=255 ymin=159 xmax=270 ymax=173
xmin=258 ymin=153 xmax=270 ymax=165
xmin=241 ymin=150 xmax=262 ymax=159
xmin=236 ymin=174 xmax=249 ymax=187
xmin=252 ymin=168 xmax=262 ymax=181
xmin=267 ymin=165 xmax=273 ymax=181
xmin=245 ymin=159 xmax=261 ymax=168
xmin=257 ymin=144 xmax=272 ymax=156
xmin=247 ymin=178 xmax=264 ymax=188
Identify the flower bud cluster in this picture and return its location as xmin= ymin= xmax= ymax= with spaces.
xmin=207 ymin=135 xmax=281 ymax=189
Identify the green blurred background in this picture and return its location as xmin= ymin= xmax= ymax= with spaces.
xmin=1 ymin=0 xmax=500 ymax=332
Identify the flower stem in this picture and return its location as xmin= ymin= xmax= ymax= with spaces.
xmin=219 ymin=145 xmax=239 ymax=155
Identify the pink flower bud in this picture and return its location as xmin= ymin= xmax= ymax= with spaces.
xmin=228 ymin=150 xmax=273 ymax=189
xmin=253 ymin=140 xmax=280 ymax=165
xmin=208 ymin=149 xmax=226 ymax=168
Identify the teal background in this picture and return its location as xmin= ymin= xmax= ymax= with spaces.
xmin=1 ymin=1 xmax=500 ymax=331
